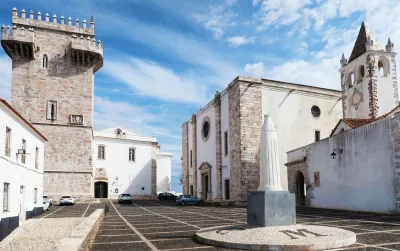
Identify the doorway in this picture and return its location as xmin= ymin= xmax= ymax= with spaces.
xmin=94 ymin=182 xmax=108 ymax=198
xmin=295 ymin=171 xmax=306 ymax=206
xmin=202 ymin=174 xmax=209 ymax=199
xmin=224 ymin=179 xmax=230 ymax=200
xmin=20 ymin=186 xmax=25 ymax=222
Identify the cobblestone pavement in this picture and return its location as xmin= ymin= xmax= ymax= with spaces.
xmin=88 ymin=200 xmax=400 ymax=251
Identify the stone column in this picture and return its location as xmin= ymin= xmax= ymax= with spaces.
xmin=213 ymin=91 xmax=223 ymax=201
xmin=366 ymin=54 xmax=378 ymax=119
xmin=150 ymin=142 xmax=158 ymax=200
xmin=182 ymin=122 xmax=189 ymax=194
xmin=207 ymin=169 xmax=212 ymax=200
xmin=191 ymin=114 xmax=197 ymax=196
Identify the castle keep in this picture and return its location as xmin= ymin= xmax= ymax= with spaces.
xmin=1 ymin=8 xmax=104 ymax=198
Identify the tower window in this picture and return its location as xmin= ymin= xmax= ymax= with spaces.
xmin=190 ymin=150 xmax=192 ymax=168
xmin=358 ymin=65 xmax=365 ymax=82
xmin=315 ymin=130 xmax=321 ymax=142
xmin=129 ymin=148 xmax=135 ymax=162
xmin=98 ymin=145 xmax=105 ymax=160
xmin=348 ymin=72 xmax=354 ymax=88
xmin=378 ymin=57 xmax=390 ymax=77
xmin=224 ymin=131 xmax=229 ymax=156
xmin=47 ymin=101 xmax=57 ymax=121
xmin=42 ymin=54 xmax=48 ymax=68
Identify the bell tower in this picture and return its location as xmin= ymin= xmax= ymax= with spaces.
xmin=339 ymin=22 xmax=398 ymax=119
xmin=1 ymin=8 xmax=104 ymax=199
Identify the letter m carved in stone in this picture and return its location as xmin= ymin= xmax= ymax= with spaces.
xmin=279 ymin=229 xmax=327 ymax=240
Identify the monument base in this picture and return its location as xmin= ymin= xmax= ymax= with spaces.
xmin=196 ymin=225 xmax=356 ymax=250
xmin=247 ymin=191 xmax=295 ymax=227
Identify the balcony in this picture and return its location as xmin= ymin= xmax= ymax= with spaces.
xmin=70 ymin=35 xmax=103 ymax=73
xmin=1 ymin=25 xmax=35 ymax=59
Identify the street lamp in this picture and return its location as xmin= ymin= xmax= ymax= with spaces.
xmin=330 ymin=149 xmax=343 ymax=159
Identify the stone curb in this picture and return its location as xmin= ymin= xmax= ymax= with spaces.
xmin=56 ymin=209 xmax=104 ymax=251
xmin=196 ymin=225 xmax=356 ymax=251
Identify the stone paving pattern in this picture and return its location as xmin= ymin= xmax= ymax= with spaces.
xmin=86 ymin=201 xmax=400 ymax=251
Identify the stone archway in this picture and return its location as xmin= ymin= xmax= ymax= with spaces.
xmin=295 ymin=171 xmax=306 ymax=206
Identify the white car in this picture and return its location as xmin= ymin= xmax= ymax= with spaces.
xmin=59 ymin=195 xmax=76 ymax=205
xmin=43 ymin=195 xmax=53 ymax=205
xmin=43 ymin=199 xmax=50 ymax=211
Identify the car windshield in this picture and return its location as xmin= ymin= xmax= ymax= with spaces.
xmin=43 ymin=196 xmax=48 ymax=198
xmin=61 ymin=196 xmax=71 ymax=198
xmin=121 ymin=194 xmax=130 ymax=196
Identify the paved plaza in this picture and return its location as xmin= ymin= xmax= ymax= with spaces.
xmin=41 ymin=201 xmax=400 ymax=250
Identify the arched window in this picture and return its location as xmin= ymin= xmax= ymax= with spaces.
xmin=378 ymin=57 xmax=390 ymax=77
xmin=129 ymin=148 xmax=135 ymax=162
xmin=348 ymin=72 xmax=354 ymax=88
xmin=358 ymin=65 xmax=365 ymax=82
xmin=98 ymin=145 xmax=105 ymax=160
xmin=42 ymin=54 xmax=48 ymax=68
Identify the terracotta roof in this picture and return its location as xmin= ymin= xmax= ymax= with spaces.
xmin=348 ymin=22 xmax=383 ymax=63
xmin=0 ymin=99 xmax=48 ymax=141
xmin=330 ymin=104 xmax=400 ymax=136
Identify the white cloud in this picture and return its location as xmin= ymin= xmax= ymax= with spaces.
xmin=103 ymin=57 xmax=208 ymax=104
xmin=192 ymin=2 xmax=238 ymax=39
xmin=252 ymin=0 xmax=262 ymax=6
xmin=0 ymin=56 xmax=12 ymax=100
xmin=315 ymin=51 xmax=327 ymax=59
xmin=244 ymin=62 xmax=265 ymax=78
xmin=227 ymin=36 xmax=257 ymax=47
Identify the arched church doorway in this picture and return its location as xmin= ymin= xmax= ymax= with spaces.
xmin=94 ymin=181 xmax=108 ymax=198
xmin=295 ymin=171 xmax=305 ymax=206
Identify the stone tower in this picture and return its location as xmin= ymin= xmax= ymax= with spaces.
xmin=339 ymin=22 xmax=398 ymax=119
xmin=1 ymin=8 xmax=103 ymax=199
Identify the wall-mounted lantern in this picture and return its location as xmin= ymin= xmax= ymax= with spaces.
xmin=330 ymin=149 xmax=343 ymax=159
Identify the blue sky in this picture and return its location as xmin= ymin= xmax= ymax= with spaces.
xmin=1 ymin=0 xmax=400 ymax=192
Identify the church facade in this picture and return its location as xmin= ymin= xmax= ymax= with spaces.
xmin=286 ymin=23 xmax=400 ymax=214
xmin=181 ymin=76 xmax=343 ymax=202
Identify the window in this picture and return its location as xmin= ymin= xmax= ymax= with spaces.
xmin=47 ymin=100 xmax=57 ymax=121
xmin=348 ymin=72 xmax=354 ymax=88
xmin=21 ymin=139 xmax=26 ymax=164
xmin=42 ymin=54 xmax=48 ymax=68
xmin=378 ymin=57 xmax=390 ymax=77
xmin=34 ymin=188 xmax=38 ymax=204
xmin=129 ymin=148 xmax=135 ymax=162
xmin=315 ymin=130 xmax=321 ymax=142
xmin=190 ymin=150 xmax=192 ymax=167
xmin=35 ymin=147 xmax=39 ymax=169
xmin=3 ymin=183 xmax=9 ymax=212
xmin=378 ymin=61 xmax=384 ymax=76
xmin=201 ymin=117 xmax=211 ymax=142
xmin=311 ymin=106 xmax=321 ymax=118
xmin=5 ymin=127 xmax=11 ymax=157
xmin=224 ymin=131 xmax=228 ymax=156
xmin=98 ymin=145 xmax=105 ymax=160
xmin=358 ymin=65 xmax=365 ymax=82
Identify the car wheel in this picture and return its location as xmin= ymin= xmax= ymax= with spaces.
xmin=181 ymin=201 xmax=186 ymax=206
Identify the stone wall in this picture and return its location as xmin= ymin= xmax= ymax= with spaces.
xmin=213 ymin=92 xmax=222 ymax=200
xmin=8 ymin=18 xmax=99 ymax=197
xmin=181 ymin=122 xmax=189 ymax=194
xmin=151 ymin=143 xmax=158 ymax=199
xmin=191 ymin=114 xmax=198 ymax=196
xmin=228 ymin=80 xmax=262 ymax=201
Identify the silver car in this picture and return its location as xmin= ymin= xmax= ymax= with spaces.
xmin=59 ymin=195 xmax=76 ymax=205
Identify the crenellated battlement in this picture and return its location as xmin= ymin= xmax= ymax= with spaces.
xmin=11 ymin=7 xmax=95 ymax=36
xmin=1 ymin=24 xmax=36 ymax=59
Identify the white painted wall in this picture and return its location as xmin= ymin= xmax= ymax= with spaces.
xmin=195 ymin=104 xmax=217 ymax=199
xmin=262 ymin=86 xmax=343 ymax=190
xmin=220 ymin=92 xmax=230 ymax=199
xmin=188 ymin=122 xmax=193 ymax=189
xmin=156 ymin=152 xmax=172 ymax=192
xmin=287 ymin=117 xmax=397 ymax=213
xmin=0 ymin=102 xmax=46 ymax=222
xmin=93 ymin=128 xmax=154 ymax=198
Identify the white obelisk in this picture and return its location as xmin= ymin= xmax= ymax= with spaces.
xmin=258 ymin=114 xmax=282 ymax=192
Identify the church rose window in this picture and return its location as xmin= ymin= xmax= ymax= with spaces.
xmin=311 ymin=106 xmax=321 ymax=118
xmin=201 ymin=117 xmax=211 ymax=141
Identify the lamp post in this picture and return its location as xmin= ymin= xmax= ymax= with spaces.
xmin=330 ymin=149 xmax=343 ymax=159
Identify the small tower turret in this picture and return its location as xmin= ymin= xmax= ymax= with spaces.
xmin=340 ymin=53 xmax=348 ymax=67
xmin=386 ymin=38 xmax=394 ymax=52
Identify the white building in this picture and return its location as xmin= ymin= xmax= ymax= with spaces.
xmin=286 ymin=22 xmax=400 ymax=214
xmin=92 ymin=127 xmax=171 ymax=199
xmin=0 ymin=99 xmax=47 ymax=241
xmin=182 ymin=76 xmax=343 ymax=202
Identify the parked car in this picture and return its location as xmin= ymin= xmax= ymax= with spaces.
xmin=118 ymin=194 xmax=132 ymax=204
xmin=176 ymin=195 xmax=204 ymax=205
xmin=43 ymin=199 xmax=50 ymax=211
xmin=59 ymin=195 xmax=76 ymax=205
xmin=43 ymin=195 xmax=53 ymax=205
xmin=157 ymin=192 xmax=178 ymax=201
